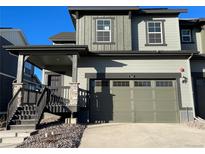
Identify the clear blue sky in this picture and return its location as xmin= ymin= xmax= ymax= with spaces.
xmin=0 ymin=6 xmax=205 ymax=81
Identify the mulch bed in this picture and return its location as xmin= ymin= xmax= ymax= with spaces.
xmin=17 ymin=123 xmax=86 ymax=148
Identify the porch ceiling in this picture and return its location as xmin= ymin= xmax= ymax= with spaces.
xmin=28 ymin=55 xmax=73 ymax=68
xmin=3 ymin=44 xmax=88 ymax=73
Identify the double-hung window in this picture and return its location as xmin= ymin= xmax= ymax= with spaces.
xmin=147 ymin=21 xmax=163 ymax=44
xmin=96 ymin=19 xmax=111 ymax=42
xmin=181 ymin=29 xmax=192 ymax=43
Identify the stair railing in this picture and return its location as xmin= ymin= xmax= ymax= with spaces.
xmin=6 ymin=88 xmax=22 ymax=129
xmin=35 ymin=87 xmax=50 ymax=125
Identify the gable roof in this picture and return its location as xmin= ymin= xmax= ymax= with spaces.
xmin=180 ymin=18 xmax=205 ymax=27
xmin=49 ymin=32 xmax=76 ymax=43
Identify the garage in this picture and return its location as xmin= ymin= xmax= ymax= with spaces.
xmin=90 ymin=79 xmax=180 ymax=123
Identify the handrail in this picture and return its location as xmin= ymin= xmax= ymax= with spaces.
xmin=35 ymin=87 xmax=49 ymax=125
xmin=6 ymin=88 xmax=22 ymax=129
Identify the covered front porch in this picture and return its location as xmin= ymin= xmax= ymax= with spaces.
xmin=4 ymin=45 xmax=89 ymax=129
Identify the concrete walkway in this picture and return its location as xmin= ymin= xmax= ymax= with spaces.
xmin=80 ymin=123 xmax=205 ymax=148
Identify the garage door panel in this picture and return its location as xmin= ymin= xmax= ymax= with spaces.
xmin=133 ymin=90 xmax=153 ymax=101
xmin=90 ymin=79 xmax=179 ymax=123
xmin=155 ymin=90 xmax=176 ymax=101
xmin=135 ymin=102 xmax=154 ymax=111
xmin=155 ymin=101 xmax=178 ymax=111
xmin=135 ymin=111 xmax=155 ymax=122
xmin=113 ymin=104 xmax=132 ymax=112
xmin=156 ymin=111 xmax=179 ymax=123
xmin=113 ymin=112 xmax=133 ymax=122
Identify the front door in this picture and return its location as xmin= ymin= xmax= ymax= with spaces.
xmin=48 ymin=75 xmax=62 ymax=96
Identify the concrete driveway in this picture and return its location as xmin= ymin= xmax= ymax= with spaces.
xmin=79 ymin=123 xmax=205 ymax=148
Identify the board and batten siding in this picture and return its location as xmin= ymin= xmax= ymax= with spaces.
xmin=132 ymin=16 xmax=181 ymax=51
xmin=181 ymin=28 xmax=202 ymax=52
xmin=78 ymin=57 xmax=194 ymax=109
xmin=76 ymin=15 xmax=132 ymax=51
xmin=201 ymin=26 xmax=205 ymax=54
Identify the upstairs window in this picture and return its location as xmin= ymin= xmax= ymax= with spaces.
xmin=96 ymin=19 xmax=111 ymax=42
xmin=181 ymin=29 xmax=192 ymax=43
xmin=147 ymin=21 xmax=163 ymax=44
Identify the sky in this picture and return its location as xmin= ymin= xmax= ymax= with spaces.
xmin=0 ymin=6 xmax=205 ymax=81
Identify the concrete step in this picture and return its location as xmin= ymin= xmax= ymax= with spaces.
xmin=10 ymin=124 xmax=36 ymax=130
xmin=0 ymin=143 xmax=19 ymax=148
xmin=0 ymin=137 xmax=25 ymax=144
xmin=0 ymin=130 xmax=37 ymax=138
xmin=20 ymin=119 xmax=37 ymax=125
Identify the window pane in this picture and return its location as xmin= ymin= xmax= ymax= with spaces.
xmin=183 ymin=36 xmax=191 ymax=42
xmin=148 ymin=23 xmax=155 ymax=28
xmin=97 ymin=25 xmax=104 ymax=30
xmin=97 ymin=20 xmax=103 ymax=25
xmin=104 ymin=37 xmax=110 ymax=41
xmin=149 ymin=34 xmax=155 ymax=39
xmin=155 ymin=23 xmax=161 ymax=28
xmin=155 ymin=27 xmax=161 ymax=32
xmin=149 ymin=34 xmax=162 ymax=44
xmin=104 ymin=20 xmax=110 ymax=26
xmin=97 ymin=32 xmax=103 ymax=37
xmin=148 ymin=27 xmax=155 ymax=32
xmin=182 ymin=30 xmax=190 ymax=35
xmin=103 ymin=32 xmax=110 ymax=37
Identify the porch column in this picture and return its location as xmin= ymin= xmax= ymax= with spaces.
xmin=72 ymin=54 xmax=78 ymax=82
xmin=12 ymin=54 xmax=25 ymax=100
xmin=67 ymin=54 xmax=79 ymax=124
xmin=16 ymin=54 xmax=25 ymax=84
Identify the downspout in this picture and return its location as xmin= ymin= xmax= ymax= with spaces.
xmin=186 ymin=53 xmax=196 ymax=121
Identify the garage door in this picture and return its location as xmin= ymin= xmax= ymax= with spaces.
xmin=90 ymin=79 xmax=179 ymax=123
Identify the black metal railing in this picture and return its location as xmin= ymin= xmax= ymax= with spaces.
xmin=6 ymin=88 xmax=22 ymax=129
xmin=78 ymin=88 xmax=90 ymax=108
xmin=35 ymin=87 xmax=49 ymax=125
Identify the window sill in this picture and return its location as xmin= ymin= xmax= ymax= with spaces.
xmin=145 ymin=43 xmax=167 ymax=46
xmin=93 ymin=42 xmax=115 ymax=45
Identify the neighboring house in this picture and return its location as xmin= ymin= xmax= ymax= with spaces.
xmin=0 ymin=28 xmax=41 ymax=115
xmin=3 ymin=7 xmax=205 ymax=130
xmin=179 ymin=18 xmax=205 ymax=120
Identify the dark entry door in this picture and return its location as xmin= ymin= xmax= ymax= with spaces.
xmin=196 ymin=79 xmax=205 ymax=119
xmin=48 ymin=75 xmax=62 ymax=96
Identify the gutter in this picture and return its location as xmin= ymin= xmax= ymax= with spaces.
xmin=186 ymin=53 xmax=196 ymax=121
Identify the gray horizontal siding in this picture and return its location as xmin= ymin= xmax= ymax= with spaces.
xmin=76 ymin=15 xmax=132 ymax=51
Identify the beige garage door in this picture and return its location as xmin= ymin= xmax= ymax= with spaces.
xmin=90 ymin=79 xmax=179 ymax=123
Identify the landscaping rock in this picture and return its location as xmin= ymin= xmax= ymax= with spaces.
xmin=187 ymin=118 xmax=205 ymax=130
xmin=17 ymin=124 xmax=86 ymax=148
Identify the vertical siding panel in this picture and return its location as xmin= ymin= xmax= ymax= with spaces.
xmin=92 ymin=16 xmax=97 ymax=51
xmin=84 ymin=16 xmax=91 ymax=49
xmin=124 ymin=16 xmax=132 ymax=51
xmin=117 ymin=16 xmax=124 ymax=50
xmin=76 ymin=19 xmax=79 ymax=45
xmin=112 ymin=16 xmax=118 ymax=51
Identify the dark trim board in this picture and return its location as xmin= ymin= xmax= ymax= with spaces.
xmin=85 ymin=73 xmax=181 ymax=79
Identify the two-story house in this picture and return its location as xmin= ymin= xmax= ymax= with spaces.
xmin=0 ymin=28 xmax=41 ymax=116
xmin=3 ymin=7 xmax=205 ymax=130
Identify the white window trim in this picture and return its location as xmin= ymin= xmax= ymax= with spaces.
xmin=96 ymin=19 xmax=112 ymax=43
xmin=147 ymin=21 xmax=163 ymax=45
xmin=181 ymin=29 xmax=192 ymax=43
